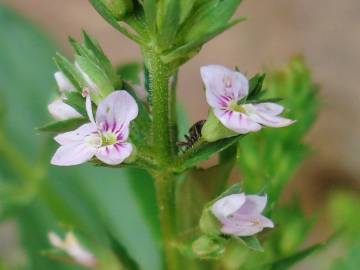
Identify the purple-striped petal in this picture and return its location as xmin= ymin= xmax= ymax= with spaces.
xmin=214 ymin=108 xmax=262 ymax=134
xmin=201 ymin=65 xmax=249 ymax=109
xmin=95 ymin=142 xmax=132 ymax=165
xmin=96 ymin=91 xmax=138 ymax=134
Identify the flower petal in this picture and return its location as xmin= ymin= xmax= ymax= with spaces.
xmin=48 ymin=99 xmax=82 ymax=120
xmin=54 ymin=71 xmax=75 ymax=93
xmin=201 ymin=65 xmax=249 ymax=108
xmin=221 ymin=214 xmax=274 ymax=236
xmin=252 ymin=103 xmax=284 ymax=116
xmin=96 ymin=90 xmax=138 ymax=129
xmin=237 ymin=195 xmax=267 ymax=215
xmin=95 ymin=142 xmax=132 ymax=165
xmin=54 ymin=123 xmax=97 ymax=145
xmin=51 ymin=143 xmax=97 ymax=166
xmin=214 ymin=109 xmax=262 ymax=134
xmin=211 ymin=194 xmax=246 ymax=219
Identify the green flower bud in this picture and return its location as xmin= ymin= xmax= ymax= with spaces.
xmin=192 ymin=235 xmax=225 ymax=259
xmin=75 ymin=55 xmax=114 ymax=104
xmin=201 ymin=111 xmax=237 ymax=142
xmin=101 ymin=0 xmax=134 ymax=20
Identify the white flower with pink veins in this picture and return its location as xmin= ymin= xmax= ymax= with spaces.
xmin=201 ymin=65 xmax=294 ymax=134
xmin=51 ymin=90 xmax=138 ymax=166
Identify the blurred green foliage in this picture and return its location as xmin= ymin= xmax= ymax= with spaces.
xmin=0 ymin=5 xmax=160 ymax=270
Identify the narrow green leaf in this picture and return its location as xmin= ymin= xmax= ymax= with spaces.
xmin=162 ymin=18 xmax=245 ymax=64
xmin=175 ymin=135 xmax=242 ymax=172
xmin=82 ymin=31 xmax=118 ymax=84
xmin=143 ymin=0 xmax=157 ymax=35
xmin=236 ymin=236 xmax=264 ymax=252
xmin=38 ymin=117 xmax=87 ymax=132
xmin=117 ymin=62 xmax=142 ymax=84
xmin=181 ymin=0 xmax=243 ymax=42
xmin=180 ymin=0 xmax=196 ymax=24
xmin=157 ymin=0 xmax=180 ymax=48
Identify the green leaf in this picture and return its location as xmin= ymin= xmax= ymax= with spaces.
xmin=180 ymin=0 xmax=196 ymax=24
xmin=75 ymin=55 xmax=114 ymax=101
xmin=117 ymin=62 xmax=142 ymax=84
xmin=38 ymin=117 xmax=87 ymax=132
xmin=175 ymin=135 xmax=242 ymax=172
xmin=162 ymin=18 xmax=245 ymax=64
xmin=180 ymin=0 xmax=243 ymax=42
xmin=236 ymin=236 xmax=264 ymax=252
xmin=157 ymin=0 xmax=180 ymax=48
xmin=82 ymin=31 xmax=119 ymax=84
xmin=143 ymin=0 xmax=157 ymax=35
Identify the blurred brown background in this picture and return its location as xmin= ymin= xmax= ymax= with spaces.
xmin=1 ymin=0 xmax=359 ymax=223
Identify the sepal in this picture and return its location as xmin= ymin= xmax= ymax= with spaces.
xmin=202 ymin=110 xmax=237 ymax=142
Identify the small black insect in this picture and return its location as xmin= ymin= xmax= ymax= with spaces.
xmin=177 ymin=120 xmax=206 ymax=150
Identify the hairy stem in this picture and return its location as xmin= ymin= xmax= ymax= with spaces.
xmin=144 ymin=50 xmax=178 ymax=269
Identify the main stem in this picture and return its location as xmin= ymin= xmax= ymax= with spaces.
xmin=144 ymin=50 xmax=178 ymax=270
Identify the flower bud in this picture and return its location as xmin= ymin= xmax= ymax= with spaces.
xmin=192 ymin=235 xmax=225 ymax=258
xmin=201 ymin=111 xmax=237 ymax=142
xmin=101 ymin=0 xmax=134 ymax=20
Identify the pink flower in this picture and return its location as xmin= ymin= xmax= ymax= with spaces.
xmin=48 ymin=72 xmax=82 ymax=120
xmin=211 ymin=193 xmax=274 ymax=236
xmin=201 ymin=65 xmax=294 ymax=134
xmin=51 ymin=90 xmax=138 ymax=166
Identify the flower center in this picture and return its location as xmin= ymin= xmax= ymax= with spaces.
xmin=84 ymin=133 xmax=102 ymax=148
xmin=101 ymin=132 xmax=118 ymax=146
xmin=228 ymin=100 xmax=246 ymax=113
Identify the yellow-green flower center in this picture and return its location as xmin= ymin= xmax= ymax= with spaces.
xmin=101 ymin=132 xmax=118 ymax=146
xmin=228 ymin=100 xmax=246 ymax=113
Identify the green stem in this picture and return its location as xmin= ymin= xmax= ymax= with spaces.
xmin=144 ymin=50 xmax=179 ymax=269
xmin=153 ymin=172 xmax=178 ymax=270
xmin=145 ymin=50 xmax=172 ymax=163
